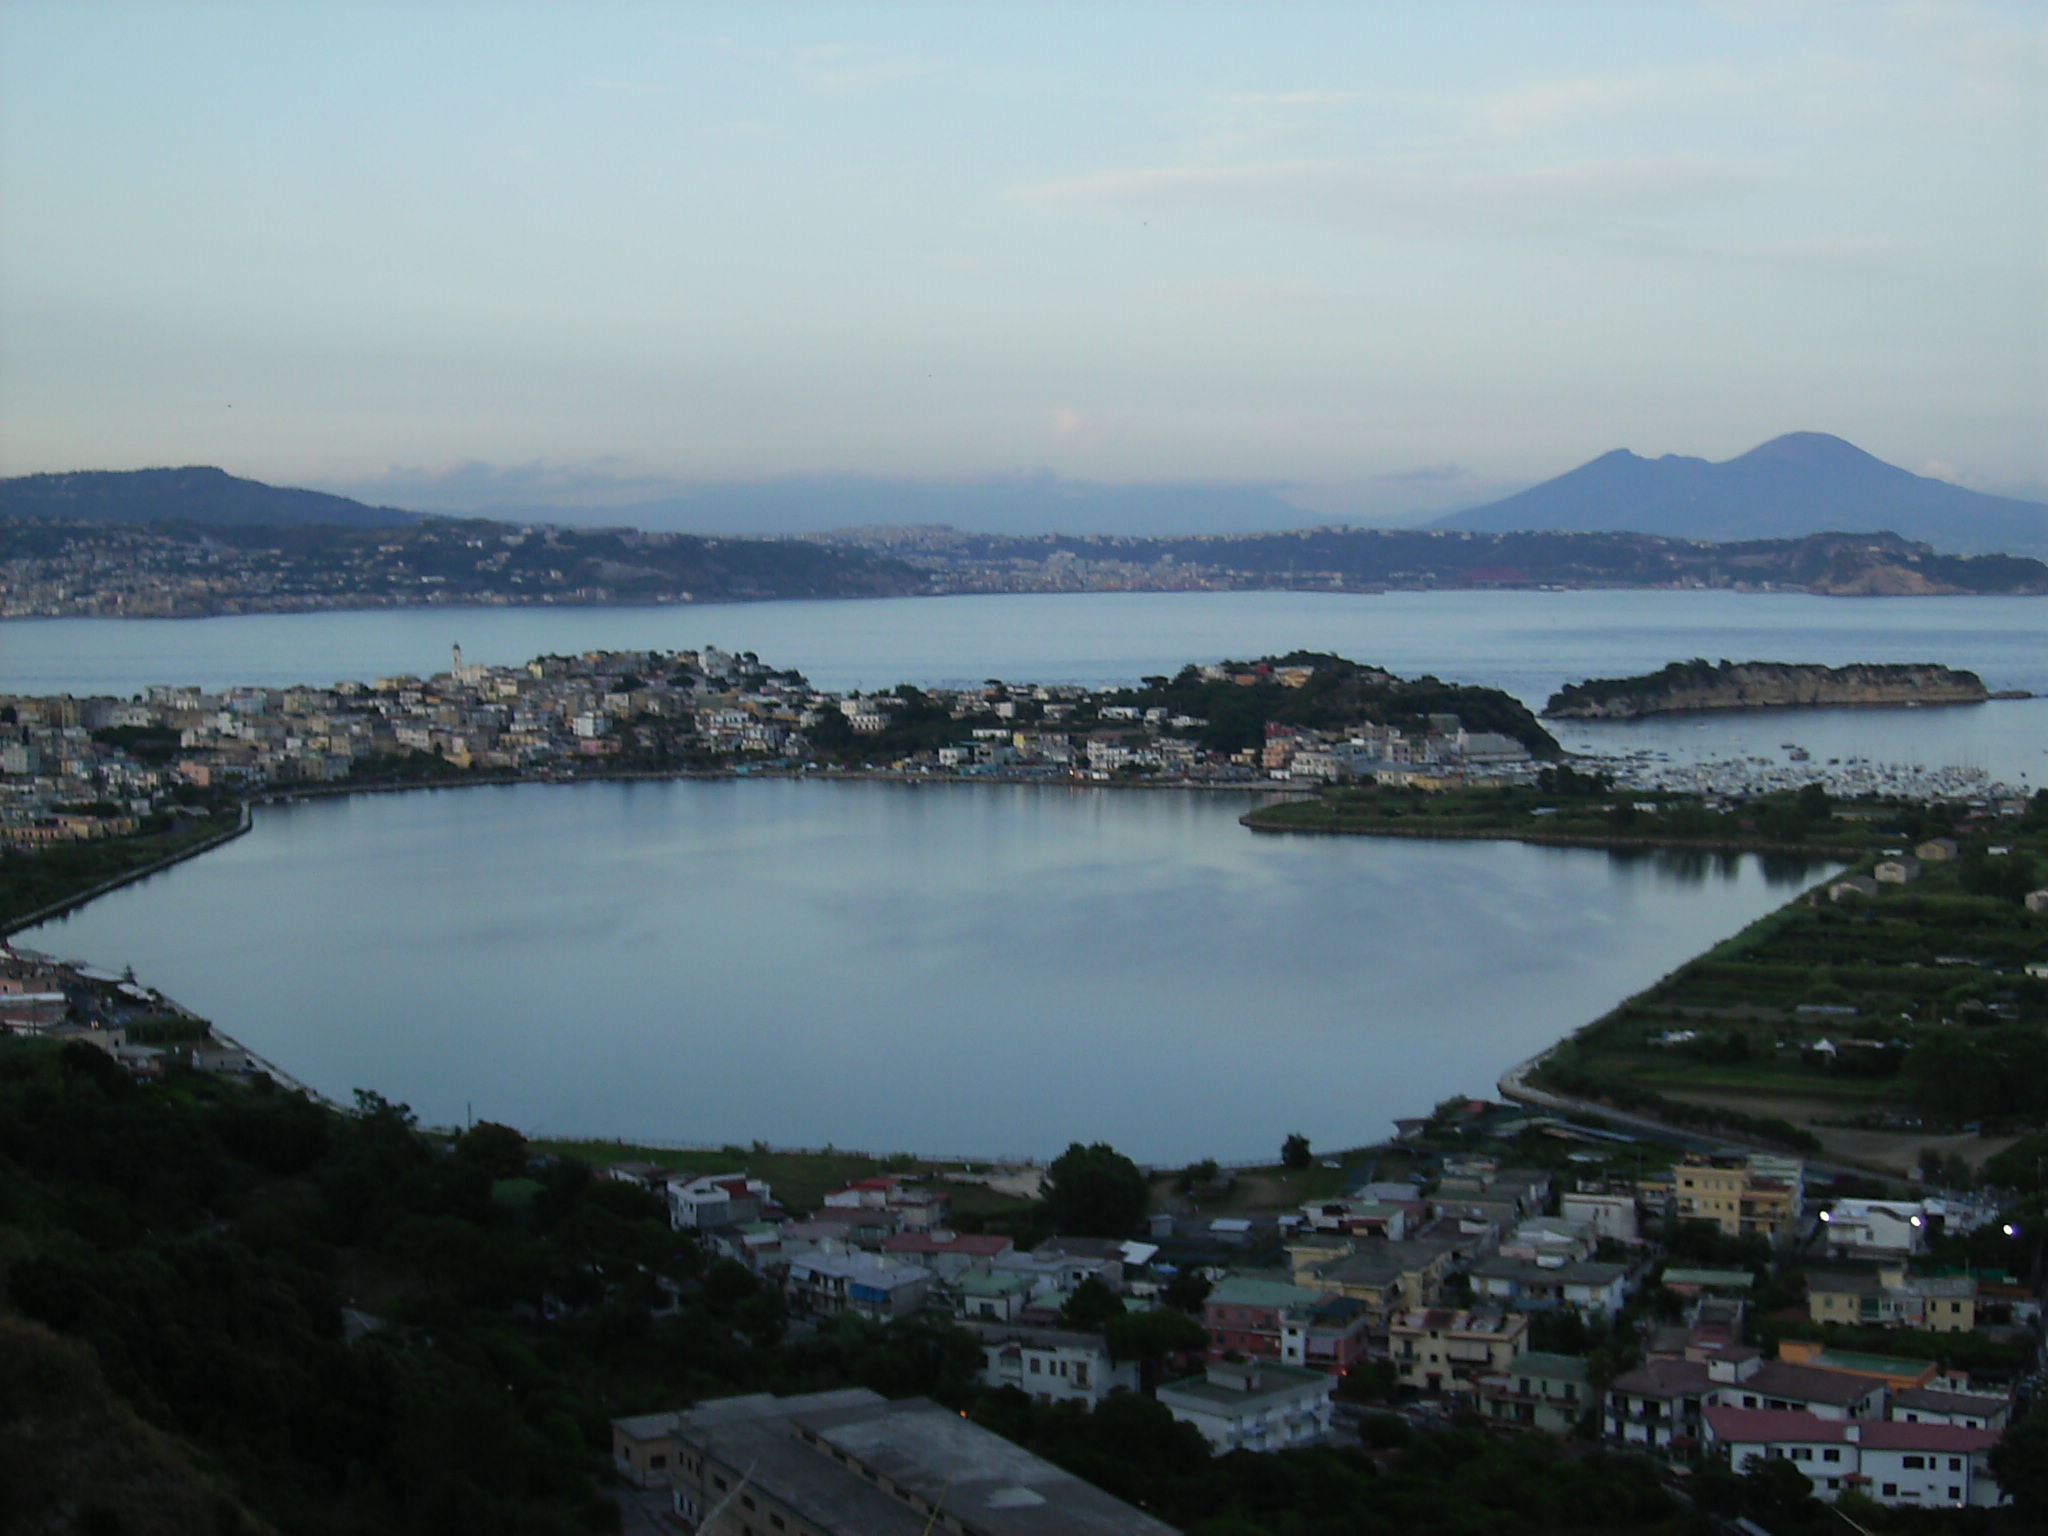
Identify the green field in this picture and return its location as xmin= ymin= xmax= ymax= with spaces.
xmin=1532 ymin=796 xmax=2048 ymax=1144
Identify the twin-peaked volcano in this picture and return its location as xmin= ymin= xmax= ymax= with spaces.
xmin=1433 ymin=433 xmax=2048 ymax=556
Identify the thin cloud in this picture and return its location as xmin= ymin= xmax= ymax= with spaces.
xmin=1197 ymin=88 xmax=1362 ymax=153
xmin=1218 ymin=89 xmax=1361 ymax=108
xmin=1375 ymin=464 xmax=1472 ymax=485
xmin=793 ymin=43 xmax=936 ymax=93
xmin=325 ymin=460 xmax=682 ymax=512
xmin=1479 ymin=73 xmax=1680 ymax=138
xmin=1012 ymin=154 xmax=1769 ymax=238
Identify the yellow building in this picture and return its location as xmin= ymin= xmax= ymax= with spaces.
xmin=1673 ymin=1155 xmax=1803 ymax=1243
xmin=1806 ymin=1267 xmax=1978 ymax=1334
xmin=1294 ymin=1240 xmax=1456 ymax=1327
xmin=1390 ymin=1308 xmax=1529 ymax=1397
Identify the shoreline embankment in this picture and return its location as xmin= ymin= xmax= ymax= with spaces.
xmin=10 ymin=769 xmax=1880 ymax=1173
xmin=1239 ymin=812 xmax=1865 ymax=861
xmin=2 ymin=800 xmax=254 ymax=939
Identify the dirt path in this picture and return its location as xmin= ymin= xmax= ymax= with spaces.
xmin=1654 ymin=1088 xmax=2018 ymax=1178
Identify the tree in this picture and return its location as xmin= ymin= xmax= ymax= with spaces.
xmin=1741 ymin=1453 xmax=1816 ymax=1527
xmin=1989 ymin=1409 xmax=2048 ymax=1518
xmin=1281 ymin=1132 xmax=1312 ymax=1170
xmin=1043 ymin=1142 xmax=1148 ymax=1238
xmin=1160 ymin=1267 xmax=1212 ymax=1314
xmin=454 ymin=1120 xmax=528 ymax=1180
xmin=1105 ymin=1307 xmax=1210 ymax=1391
xmin=1059 ymin=1276 xmax=1125 ymax=1331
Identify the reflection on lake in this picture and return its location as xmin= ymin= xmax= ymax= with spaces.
xmin=22 ymin=778 xmax=1831 ymax=1163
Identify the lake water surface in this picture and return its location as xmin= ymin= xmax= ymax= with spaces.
xmin=22 ymin=778 xmax=1829 ymax=1164
xmin=16 ymin=588 xmax=2038 ymax=1161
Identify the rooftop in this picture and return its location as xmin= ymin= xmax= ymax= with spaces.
xmin=1745 ymin=1361 xmax=1884 ymax=1407
xmin=1704 ymin=1406 xmax=1849 ymax=1445
xmin=1158 ymin=1362 xmax=1332 ymax=1413
xmin=1208 ymin=1274 xmax=1325 ymax=1310
xmin=1661 ymin=1268 xmax=1755 ymax=1289
xmin=882 ymin=1231 xmax=1014 ymax=1257
xmin=665 ymin=1390 xmax=1180 ymax=1536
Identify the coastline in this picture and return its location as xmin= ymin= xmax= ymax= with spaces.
xmin=1 ymin=799 xmax=253 ymax=939
xmin=7 ymin=767 xmax=1886 ymax=1171
xmin=1239 ymin=813 xmax=1865 ymax=861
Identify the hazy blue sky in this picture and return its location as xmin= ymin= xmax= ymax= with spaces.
xmin=3 ymin=1 xmax=2043 ymax=519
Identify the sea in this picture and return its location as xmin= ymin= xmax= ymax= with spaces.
xmin=8 ymin=589 xmax=2044 ymax=1164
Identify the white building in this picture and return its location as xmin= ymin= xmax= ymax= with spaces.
xmin=1819 ymin=1199 xmax=1932 ymax=1257
xmin=1156 ymin=1359 xmax=1335 ymax=1455
xmin=1704 ymin=1406 xmax=2002 ymax=1508
xmin=966 ymin=1322 xmax=1138 ymax=1408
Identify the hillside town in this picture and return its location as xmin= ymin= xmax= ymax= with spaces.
xmin=0 ymin=646 xmax=1545 ymax=855
xmin=603 ymin=1128 xmax=2040 ymax=1524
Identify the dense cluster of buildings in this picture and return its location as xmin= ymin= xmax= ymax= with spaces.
xmin=608 ymin=1138 xmax=2034 ymax=1525
xmin=1 ymin=647 xmax=1539 ymax=851
xmin=0 ymin=944 xmax=268 ymax=1079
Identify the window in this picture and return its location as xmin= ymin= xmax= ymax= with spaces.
xmin=1950 ymin=1488 xmax=1962 ymax=1501
xmin=1948 ymin=1457 xmax=1962 ymax=1471
xmin=1883 ymin=1484 xmax=1897 ymax=1498
xmin=1904 ymin=1455 xmax=1925 ymax=1470
xmin=1792 ymin=1448 xmax=1812 ymax=1461
xmin=1823 ymin=1449 xmax=1840 ymax=1463
xmin=649 ymin=1455 xmax=667 ymax=1470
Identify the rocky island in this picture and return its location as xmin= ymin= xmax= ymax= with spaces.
xmin=1543 ymin=658 xmax=1992 ymax=719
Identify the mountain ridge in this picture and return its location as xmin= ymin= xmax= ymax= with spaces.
xmin=0 ymin=466 xmax=421 ymax=529
xmin=1434 ymin=433 xmax=2048 ymax=556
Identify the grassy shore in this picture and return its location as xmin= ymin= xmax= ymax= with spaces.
xmin=1241 ymin=780 xmax=1872 ymax=857
xmin=1 ymin=805 xmax=247 ymax=935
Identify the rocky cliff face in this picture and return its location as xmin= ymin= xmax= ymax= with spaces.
xmin=1544 ymin=661 xmax=1989 ymax=719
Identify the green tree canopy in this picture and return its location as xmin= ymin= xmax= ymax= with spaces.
xmin=1059 ymin=1276 xmax=1126 ymax=1332
xmin=1989 ymin=1408 xmax=2048 ymax=1518
xmin=1043 ymin=1142 xmax=1148 ymax=1238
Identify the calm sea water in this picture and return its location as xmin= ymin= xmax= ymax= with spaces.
xmin=21 ymin=778 xmax=1827 ymax=1164
xmin=10 ymin=590 xmax=2039 ymax=1160
xmin=9 ymin=589 xmax=2044 ymax=782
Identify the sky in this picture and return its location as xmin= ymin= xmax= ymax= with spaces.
xmin=2 ymin=0 xmax=2044 ymax=524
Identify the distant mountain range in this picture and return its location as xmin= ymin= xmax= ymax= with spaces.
xmin=9 ymin=436 xmax=2048 ymax=561
xmin=9 ymin=483 xmax=2048 ymax=616
xmin=0 ymin=466 xmax=419 ymax=529
xmin=391 ymin=473 xmax=1326 ymax=539
xmin=1433 ymin=433 xmax=2048 ymax=557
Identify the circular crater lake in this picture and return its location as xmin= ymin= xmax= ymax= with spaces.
xmin=23 ymin=777 xmax=1830 ymax=1165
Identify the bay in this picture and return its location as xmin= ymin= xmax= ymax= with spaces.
xmin=19 ymin=778 xmax=1827 ymax=1165
xmin=10 ymin=589 xmax=2037 ymax=1163
xmin=8 ymin=589 xmax=2044 ymax=783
